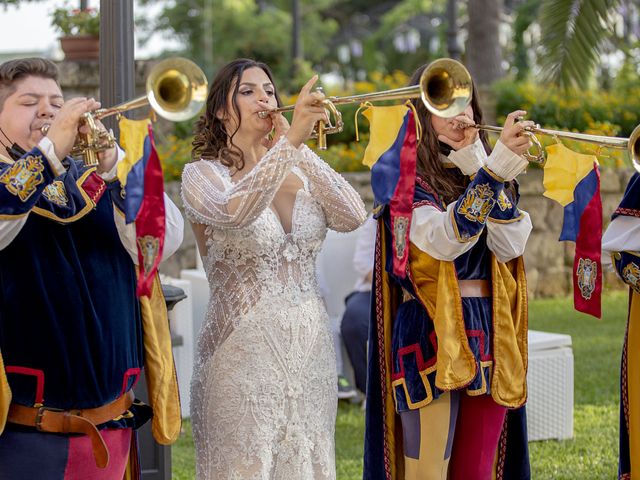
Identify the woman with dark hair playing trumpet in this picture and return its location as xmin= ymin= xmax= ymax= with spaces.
xmin=181 ymin=59 xmax=366 ymax=479
xmin=364 ymin=62 xmax=534 ymax=480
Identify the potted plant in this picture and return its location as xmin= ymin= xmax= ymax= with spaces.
xmin=51 ymin=6 xmax=100 ymax=60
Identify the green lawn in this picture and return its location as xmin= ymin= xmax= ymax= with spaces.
xmin=173 ymin=291 xmax=630 ymax=479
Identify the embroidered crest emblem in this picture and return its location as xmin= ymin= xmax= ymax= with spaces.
xmin=393 ymin=216 xmax=409 ymax=259
xmin=137 ymin=235 xmax=160 ymax=275
xmin=622 ymin=262 xmax=640 ymax=293
xmin=457 ymin=183 xmax=494 ymax=222
xmin=576 ymin=257 xmax=597 ymax=300
xmin=0 ymin=155 xmax=45 ymax=201
xmin=42 ymin=180 xmax=68 ymax=206
xmin=497 ymin=191 xmax=512 ymax=211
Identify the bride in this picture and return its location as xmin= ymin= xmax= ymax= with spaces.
xmin=181 ymin=58 xmax=367 ymax=479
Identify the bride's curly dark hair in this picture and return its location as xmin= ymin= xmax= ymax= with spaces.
xmin=192 ymin=59 xmax=282 ymax=171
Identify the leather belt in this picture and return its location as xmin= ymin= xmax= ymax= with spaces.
xmin=402 ymin=279 xmax=491 ymax=301
xmin=7 ymin=390 xmax=134 ymax=468
xmin=458 ymin=279 xmax=491 ymax=297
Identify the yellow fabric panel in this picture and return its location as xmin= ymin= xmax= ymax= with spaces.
xmin=627 ymin=290 xmax=640 ymax=475
xmin=407 ymin=242 xmax=477 ymax=390
xmin=139 ymin=274 xmax=182 ymax=444
xmin=378 ymin=220 xmax=404 ymax=480
xmin=117 ymin=118 xmax=151 ymax=186
xmin=490 ymin=257 xmax=528 ymax=408
xmin=403 ymin=393 xmax=453 ymax=480
xmin=0 ymin=351 xmax=11 ymax=435
xmin=361 ymin=105 xmax=410 ymax=168
xmin=543 ymin=143 xmax=597 ymax=206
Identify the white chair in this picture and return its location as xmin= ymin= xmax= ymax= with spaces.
xmin=317 ymin=229 xmax=360 ymax=320
xmin=162 ymin=277 xmax=194 ymax=418
xmin=526 ymin=330 xmax=574 ymax=441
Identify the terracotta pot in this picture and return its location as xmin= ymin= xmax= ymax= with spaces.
xmin=59 ymin=35 xmax=100 ymax=60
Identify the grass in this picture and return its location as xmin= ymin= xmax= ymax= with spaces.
xmin=172 ymin=291 xmax=630 ymax=479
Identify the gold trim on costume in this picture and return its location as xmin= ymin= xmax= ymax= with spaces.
xmin=449 ymin=207 xmax=481 ymax=243
xmin=0 ymin=155 xmax=45 ymax=201
xmin=456 ymin=183 xmax=494 ymax=223
xmin=487 ymin=211 xmax=525 ymax=224
xmin=42 ymin=180 xmax=69 ymax=206
xmin=32 ymin=168 xmax=97 ymax=223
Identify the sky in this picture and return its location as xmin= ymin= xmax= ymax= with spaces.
xmin=0 ymin=0 xmax=180 ymax=59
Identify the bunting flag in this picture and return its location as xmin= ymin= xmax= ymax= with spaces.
xmin=543 ymin=143 xmax=602 ymax=318
xmin=361 ymin=104 xmax=418 ymax=277
xmin=117 ymin=118 xmax=166 ymax=297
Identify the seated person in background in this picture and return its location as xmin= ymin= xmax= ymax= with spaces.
xmin=340 ymin=214 xmax=377 ymax=397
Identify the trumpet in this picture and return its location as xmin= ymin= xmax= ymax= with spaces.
xmin=43 ymin=57 xmax=208 ymax=166
xmin=464 ymin=122 xmax=640 ymax=172
xmin=258 ymin=58 xmax=473 ymax=149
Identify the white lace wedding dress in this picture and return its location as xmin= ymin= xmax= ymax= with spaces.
xmin=181 ymin=137 xmax=367 ymax=480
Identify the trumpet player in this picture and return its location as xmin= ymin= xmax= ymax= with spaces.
xmin=602 ymin=172 xmax=640 ymax=480
xmin=365 ymin=62 xmax=535 ymax=480
xmin=0 ymin=57 xmax=183 ymax=479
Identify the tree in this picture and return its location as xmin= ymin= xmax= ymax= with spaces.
xmin=137 ymin=0 xmax=338 ymax=90
xmin=538 ymin=0 xmax=621 ymax=89
xmin=466 ymin=0 xmax=504 ymax=86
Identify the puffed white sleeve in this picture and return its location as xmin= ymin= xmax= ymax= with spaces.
xmin=602 ymin=215 xmax=640 ymax=270
xmin=114 ymin=193 xmax=185 ymax=264
xmin=409 ymin=203 xmax=479 ymax=261
xmin=485 ymin=212 xmax=533 ymax=262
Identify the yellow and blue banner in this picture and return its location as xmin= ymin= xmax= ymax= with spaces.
xmin=361 ymin=104 xmax=419 ymax=278
xmin=117 ymin=118 xmax=166 ymax=297
xmin=543 ymin=143 xmax=602 ymax=318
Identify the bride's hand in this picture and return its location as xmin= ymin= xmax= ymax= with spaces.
xmin=285 ymin=75 xmax=328 ymax=148
xmin=262 ymin=113 xmax=290 ymax=149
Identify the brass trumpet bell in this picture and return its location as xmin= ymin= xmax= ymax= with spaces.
xmin=144 ymin=57 xmax=208 ymax=122
xmin=419 ymin=58 xmax=473 ymax=118
xmin=62 ymin=57 xmax=208 ymax=165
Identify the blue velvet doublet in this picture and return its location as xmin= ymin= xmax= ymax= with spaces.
xmin=0 ymin=148 xmax=145 ymax=424
xmin=611 ymin=172 xmax=640 ymax=478
xmin=384 ymin=169 xmax=524 ymax=412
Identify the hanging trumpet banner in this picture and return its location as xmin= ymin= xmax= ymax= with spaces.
xmin=117 ymin=117 xmax=166 ymax=297
xmin=359 ymin=103 xmax=419 ymax=278
xmin=543 ymin=143 xmax=602 ymax=318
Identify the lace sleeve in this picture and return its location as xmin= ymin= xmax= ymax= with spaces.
xmin=298 ymin=145 xmax=367 ymax=232
xmin=181 ymin=136 xmax=300 ymax=229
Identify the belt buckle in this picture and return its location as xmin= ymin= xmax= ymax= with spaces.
xmin=35 ymin=405 xmax=64 ymax=431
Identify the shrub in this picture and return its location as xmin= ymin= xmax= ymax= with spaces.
xmin=51 ymin=6 xmax=100 ymax=37
xmin=493 ymin=80 xmax=640 ymax=168
xmin=156 ymin=135 xmax=193 ymax=182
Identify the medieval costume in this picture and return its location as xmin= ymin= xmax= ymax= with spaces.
xmin=364 ymin=139 xmax=532 ymax=480
xmin=0 ymin=140 xmax=183 ymax=479
xmin=602 ymin=172 xmax=640 ymax=480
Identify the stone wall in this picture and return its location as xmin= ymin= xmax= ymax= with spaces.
xmin=161 ymin=169 xmax=636 ymax=299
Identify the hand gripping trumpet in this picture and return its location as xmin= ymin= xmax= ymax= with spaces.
xmin=42 ymin=57 xmax=208 ymax=166
xmin=462 ymin=122 xmax=640 ymax=172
